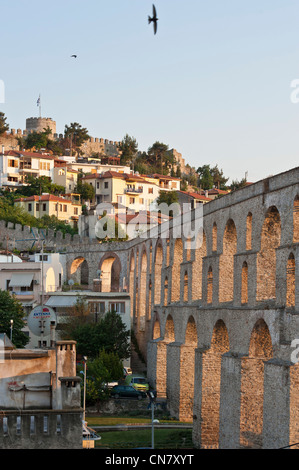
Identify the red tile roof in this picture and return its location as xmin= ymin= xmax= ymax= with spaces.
xmin=179 ymin=191 xmax=212 ymax=201
xmin=15 ymin=194 xmax=73 ymax=203
xmin=4 ymin=150 xmax=59 ymax=160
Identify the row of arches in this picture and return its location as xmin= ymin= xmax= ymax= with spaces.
xmin=69 ymin=252 xmax=121 ymax=292
xmin=151 ymin=313 xmax=299 ymax=448
xmin=130 ymin=204 xmax=297 ymax=337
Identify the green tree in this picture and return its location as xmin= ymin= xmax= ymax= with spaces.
xmin=196 ymin=165 xmax=214 ymax=190
xmin=64 ymin=122 xmax=89 ymax=157
xmin=0 ymin=112 xmax=9 ymax=135
xmin=0 ymin=290 xmax=29 ymax=347
xmin=230 ymin=177 xmax=247 ymax=191
xmin=210 ymin=164 xmax=229 ymax=190
xmin=75 ymin=181 xmax=95 ymax=202
xmin=118 ymin=134 xmax=138 ymax=165
xmin=63 ymin=309 xmax=130 ymax=360
xmin=156 ymin=190 xmax=180 ymax=217
xmin=147 ymin=141 xmax=171 ymax=174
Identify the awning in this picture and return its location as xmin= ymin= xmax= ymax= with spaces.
xmin=9 ymin=273 xmax=34 ymax=287
xmin=45 ymin=296 xmax=78 ymax=308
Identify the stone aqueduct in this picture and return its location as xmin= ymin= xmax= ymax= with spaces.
xmin=3 ymin=166 xmax=299 ymax=448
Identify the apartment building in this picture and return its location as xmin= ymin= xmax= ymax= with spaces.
xmin=82 ymin=171 xmax=161 ymax=211
xmin=53 ymin=161 xmax=78 ymax=192
xmin=0 ymin=150 xmax=59 ymax=190
xmin=141 ymin=173 xmax=181 ymax=192
xmin=15 ymin=194 xmax=82 ymax=228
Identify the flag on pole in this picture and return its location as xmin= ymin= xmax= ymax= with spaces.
xmin=37 ymin=95 xmax=40 ymax=106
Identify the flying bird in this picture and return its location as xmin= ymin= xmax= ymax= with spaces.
xmin=148 ymin=4 xmax=158 ymax=35
xmin=71 ymin=55 xmax=77 ymax=58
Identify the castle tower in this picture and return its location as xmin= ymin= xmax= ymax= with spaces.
xmin=26 ymin=117 xmax=56 ymax=135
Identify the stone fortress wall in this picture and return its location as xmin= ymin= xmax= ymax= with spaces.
xmin=1 ymin=165 xmax=299 ymax=448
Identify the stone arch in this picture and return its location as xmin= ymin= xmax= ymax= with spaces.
xmin=156 ymin=315 xmax=175 ymax=398
xmin=219 ymin=219 xmax=237 ymax=303
xmin=152 ymin=313 xmax=161 ymax=340
xmin=138 ymin=247 xmax=148 ymax=331
xmin=207 ymin=266 xmax=213 ymax=304
xmin=240 ymin=319 xmax=273 ymax=448
xmin=70 ymin=256 xmax=89 ymax=285
xmin=287 ymin=252 xmax=295 ymax=307
xmin=45 ymin=267 xmax=55 ymax=292
xmin=163 ymin=276 xmax=168 ymax=306
xmin=183 ymin=271 xmax=188 ymax=302
xmin=241 ymin=261 xmax=248 ymax=304
xmin=171 ymin=238 xmax=183 ymax=302
xmin=256 ymin=206 xmax=281 ymax=301
xmin=201 ymin=319 xmax=230 ymax=448
xmin=293 ymin=195 xmax=299 ymax=243
xmin=212 ymin=222 xmax=217 ymax=251
xmin=129 ymin=250 xmax=135 ymax=320
xmin=154 ymin=240 xmax=163 ymax=305
xmin=246 ymin=212 xmax=253 ymax=250
xmin=99 ymin=252 xmax=121 ymax=292
xmin=192 ymin=230 xmax=207 ymax=300
xmin=179 ymin=316 xmax=198 ymax=422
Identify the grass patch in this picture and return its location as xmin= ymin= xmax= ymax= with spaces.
xmin=86 ymin=415 xmax=184 ymax=426
xmin=95 ymin=428 xmax=194 ymax=449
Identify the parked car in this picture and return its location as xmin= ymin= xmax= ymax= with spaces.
xmin=124 ymin=374 xmax=149 ymax=392
xmin=110 ymin=385 xmax=147 ymax=400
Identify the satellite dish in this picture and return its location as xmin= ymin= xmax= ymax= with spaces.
xmin=68 ymin=279 xmax=74 ymax=286
xmin=27 ymin=306 xmax=56 ymax=337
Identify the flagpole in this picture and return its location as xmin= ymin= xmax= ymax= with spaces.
xmin=37 ymin=94 xmax=41 ymax=118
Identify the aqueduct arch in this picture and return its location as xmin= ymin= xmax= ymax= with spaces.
xmin=70 ymin=256 xmax=89 ymax=285
xmin=99 ymin=252 xmax=121 ymax=292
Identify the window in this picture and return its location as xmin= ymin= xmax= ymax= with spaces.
xmin=74 ymin=207 xmax=78 ymax=215
xmin=28 ymin=203 xmax=32 ymax=212
xmin=8 ymin=159 xmax=17 ymax=168
xmin=59 ymin=204 xmax=62 ymax=212
xmin=129 ymin=197 xmax=135 ymax=205
xmin=109 ymin=302 xmax=125 ymax=314
xmin=89 ymin=302 xmax=105 ymax=322
xmin=97 ymin=182 xmax=100 ymax=189
xmin=63 ymin=205 xmax=67 ymax=212
xmin=36 ymin=203 xmax=40 ymax=211
xmin=104 ymin=182 xmax=109 ymax=189
xmin=43 ymin=203 xmax=46 ymax=211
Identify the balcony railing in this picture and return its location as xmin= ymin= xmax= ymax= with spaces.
xmin=124 ymin=187 xmax=143 ymax=194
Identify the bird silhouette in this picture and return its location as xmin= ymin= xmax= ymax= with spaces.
xmin=148 ymin=4 xmax=158 ymax=35
xmin=71 ymin=55 xmax=77 ymax=58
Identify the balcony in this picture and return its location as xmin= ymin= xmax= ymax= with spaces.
xmin=124 ymin=187 xmax=143 ymax=194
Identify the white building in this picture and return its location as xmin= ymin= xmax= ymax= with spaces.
xmin=0 ymin=251 xmax=66 ymax=348
xmin=45 ymin=291 xmax=131 ymax=367
xmin=0 ymin=149 xmax=59 ymax=190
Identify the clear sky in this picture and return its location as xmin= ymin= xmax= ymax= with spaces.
xmin=1 ymin=0 xmax=299 ymax=183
